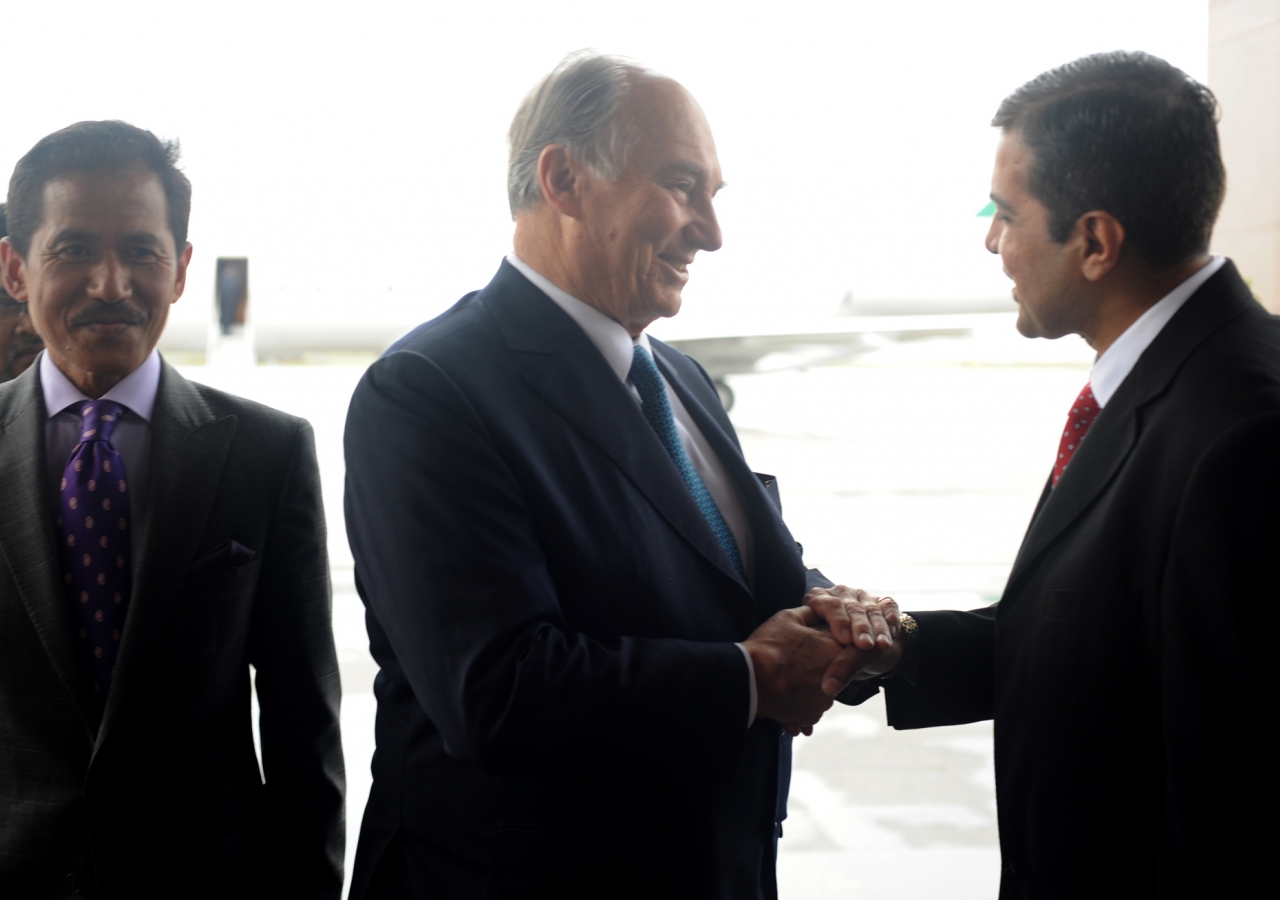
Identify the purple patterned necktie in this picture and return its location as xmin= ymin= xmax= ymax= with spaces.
xmin=56 ymin=399 xmax=132 ymax=711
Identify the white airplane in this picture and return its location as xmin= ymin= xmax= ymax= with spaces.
xmin=160 ymin=292 xmax=1017 ymax=411
xmin=652 ymin=292 xmax=1016 ymax=410
xmin=653 ymin=202 xmax=1018 ymax=409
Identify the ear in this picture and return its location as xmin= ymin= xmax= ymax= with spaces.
xmin=536 ymin=144 xmax=588 ymax=219
xmin=0 ymin=237 xmax=29 ymax=303
xmin=1075 ymin=211 xmax=1125 ymax=282
xmin=171 ymin=242 xmax=194 ymax=303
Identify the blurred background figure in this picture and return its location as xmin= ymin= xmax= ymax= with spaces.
xmin=0 ymin=204 xmax=44 ymax=382
xmin=216 ymin=256 xmax=248 ymax=335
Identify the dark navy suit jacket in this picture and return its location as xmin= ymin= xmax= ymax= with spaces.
xmin=344 ymin=261 xmax=822 ymax=899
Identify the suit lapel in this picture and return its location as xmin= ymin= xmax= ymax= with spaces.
xmin=484 ymin=264 xmax=750 ymax=593
xmin=97 ymin=362 xmax=237 ymax=747
xmin=1005 ymin=400 xmax=1138 ymax=595
xmin=0 ymin=365 xmax=92 ymax=725
xmin=1004 ymin=261 xmax=1256 ymax=598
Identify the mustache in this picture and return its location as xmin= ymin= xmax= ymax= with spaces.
xmin=69 ymin=304 xmax=148 ymax=328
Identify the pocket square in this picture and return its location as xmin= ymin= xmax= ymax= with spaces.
xmin=190 ymin=539 xmax=258 ymax=574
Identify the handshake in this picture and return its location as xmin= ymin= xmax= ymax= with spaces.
xmin=742 ymin=586 xmax=905 ymax=737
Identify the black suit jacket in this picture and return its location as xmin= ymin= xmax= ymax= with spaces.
xmin=0 ymin=360 xmax=345 ymax=899
xmin=343 ymin=261 xmax=822 ymax=899
xmin=858 ymin=261 xmax=1280 ymax=898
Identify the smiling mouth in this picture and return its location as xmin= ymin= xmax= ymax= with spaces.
xmin=659 ymin=255 xmax=691 ymax=276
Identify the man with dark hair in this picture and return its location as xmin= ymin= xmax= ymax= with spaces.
xmin=0 ymin=121 xmax=345 ymax=898
xmin=0 ymin=204 xmax=44 ymax=382
xmin=814 ymin=51 xmax=1280 ymax=897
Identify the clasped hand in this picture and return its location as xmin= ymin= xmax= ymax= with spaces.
xmin=741 ymin=586 xmax=903 ymax=737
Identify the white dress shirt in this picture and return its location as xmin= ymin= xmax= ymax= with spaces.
xmin=1090 ymin=255 xmax=1227 ymax=407
xmin=42 ymin=348 xmax=160 ymax=552
xmin=506 ymin=254 xmax=761 ymax=725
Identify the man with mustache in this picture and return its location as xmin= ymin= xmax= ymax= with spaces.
xmin=0 ymin=121 xmax=345 ymax=898
xmin=0 ymin=205 xmax=44 ymax=382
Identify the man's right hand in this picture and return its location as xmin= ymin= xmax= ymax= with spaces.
xmin=741 ymin=606 xmax=846 ymax=735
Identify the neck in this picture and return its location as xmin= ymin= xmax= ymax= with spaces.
xmin=50 ymin=355 xmax=131 ymax=399
xmin=513 ymin=215 xmax=650 ymax=338
xmin=1083 ymin=253 xmax=1212 ymax=356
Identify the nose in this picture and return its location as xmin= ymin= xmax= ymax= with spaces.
xmin=984 ymin=216 xmax=1001 ymax=255
xmin=686 ymin=194 xmax=723 ymax=253
xmin=87 ymin=252 xmax=132 ymax=302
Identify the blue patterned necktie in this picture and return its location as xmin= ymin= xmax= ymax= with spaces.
xmin=56 ymin=399 xmax=133 ymax=712
xmin=628 ymin=346 xmax=745 ymax=580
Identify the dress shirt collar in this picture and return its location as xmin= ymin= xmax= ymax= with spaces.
xmin=1090 ymin=254 xmax=1226 ymax=408
xmin=506 ymin=254 xmax=652 ymax=383
xmin=40 ymin=348 xmax=162 ymax=421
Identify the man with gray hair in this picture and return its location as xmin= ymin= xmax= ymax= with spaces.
xmin=343 ymin=52 xmax=886 ymax=898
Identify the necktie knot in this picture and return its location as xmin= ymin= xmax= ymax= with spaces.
xmin=628 ymin=346 xmax=663 ymax=397
xmin=78 ymin=400 xmax=126 ymax=444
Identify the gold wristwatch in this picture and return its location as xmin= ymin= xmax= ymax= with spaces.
xmin=886 ymin=612 xmax=919 ymax=682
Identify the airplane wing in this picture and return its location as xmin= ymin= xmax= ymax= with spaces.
xmin=659 ymin=312 xmax=1014 ymax=377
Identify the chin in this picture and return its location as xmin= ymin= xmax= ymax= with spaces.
xmin=69 ymin=347 xmax=148 ymax=376
xmin=654 ymin=292 xmax=683 ymax=320
xmin=1014 ymin=307 xmax=1047 ymax=339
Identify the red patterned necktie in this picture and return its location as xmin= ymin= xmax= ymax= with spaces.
xmin=56 ymin=399 xmax=132 ymax=713
xmin=1052 ymin=384 xmax=1100 ymax=487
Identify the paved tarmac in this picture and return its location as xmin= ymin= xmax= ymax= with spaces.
xmin=181 ymin=322 xmax=1093 ymax=898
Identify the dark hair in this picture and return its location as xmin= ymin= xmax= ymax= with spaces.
xmin=0 ymin=202 xmax=7 ymax=239
xmin=5 ymin=120 xmax=191 ymax=258
xmin=992 ymin=51 xmax=1225 ymax=269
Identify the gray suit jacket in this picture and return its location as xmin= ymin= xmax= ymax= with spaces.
xmin=0 ymin=359 xmax=345 ymax=899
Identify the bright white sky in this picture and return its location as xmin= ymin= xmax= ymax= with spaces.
xmin=4 ymin=0 xmax=1208 ymax=332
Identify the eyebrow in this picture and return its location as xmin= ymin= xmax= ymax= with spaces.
xmin=665 ymin=161 xmax=727 ymax=193
xmin=48 ymin=229 xmax=167 ymax=247
xmin=989 ymin=192 xmax=1013 ymax=210
xmin=48 ymin=228 xmax=98 ymax=245
xmin=121 ymin=231 xmax=167 ymax=246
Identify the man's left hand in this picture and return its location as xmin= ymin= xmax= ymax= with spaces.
xmin=805 ymin=586 xmax=905 ymax=695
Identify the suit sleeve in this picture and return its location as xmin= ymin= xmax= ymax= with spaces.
xmin=249 ymin=420 xmax=345 ymax=899
xmin=833 ymin=606 xmax=997 ymax=726
xmin=344 ymin=351 xmax=749 ymax=782
xmin=1157 ymin=411 xmax=1279 ymax=892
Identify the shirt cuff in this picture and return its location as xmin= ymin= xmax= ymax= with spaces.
xmin=735 ymin=642 xmax=758 ymax=727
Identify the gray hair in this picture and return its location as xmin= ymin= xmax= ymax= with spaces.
xmin=507 ymin=51 xmax=651 ymax=217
